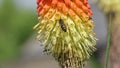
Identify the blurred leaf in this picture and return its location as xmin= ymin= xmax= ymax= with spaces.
xmin=90 ymin=56 xmax=101 ymax=68
xmin=0 ymin=0 xmax=37 ymax=61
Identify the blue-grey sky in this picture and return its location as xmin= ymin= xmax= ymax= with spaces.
xmin=14 ymin=0 xmax=36 ymax=10
xmin=0 ymin=0 xmax=93 ymax=9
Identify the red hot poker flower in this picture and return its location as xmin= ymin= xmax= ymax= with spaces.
xmin=34 ymin=0 xmax=96 ymax=68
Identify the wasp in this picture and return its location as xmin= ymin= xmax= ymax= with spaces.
xmin=59 ymin=19 xmax=67 ymax=32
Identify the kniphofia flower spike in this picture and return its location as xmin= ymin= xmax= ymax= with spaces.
xmin=99 ymin=0 xmax=120 ymax=13
xmin=34 ymin=0 xmax=96 ymax=68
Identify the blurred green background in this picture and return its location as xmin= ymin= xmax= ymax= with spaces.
xmin=0 ymin=0 xmax=37 ymax=61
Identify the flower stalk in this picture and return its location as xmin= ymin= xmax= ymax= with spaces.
xmin=104 ymin=13 xmax=112 ymax=68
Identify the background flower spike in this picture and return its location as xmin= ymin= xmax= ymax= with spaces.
xmin=34 ymin=0 xmax=96 ymax=68
xmin=98 ymin=0 xmax=120 ymax=13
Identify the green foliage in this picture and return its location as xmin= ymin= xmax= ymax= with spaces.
xmin=0 ymin=0 xmax=37 ymax=61
xmin=90 ymin=56 xmax=101 ymax=68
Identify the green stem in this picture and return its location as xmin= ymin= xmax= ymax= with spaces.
xmin=104 ymin=13 xmax=112 ymax=68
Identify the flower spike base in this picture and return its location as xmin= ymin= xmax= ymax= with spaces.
xmin=34 ymin=0 xmax=96 ymax=68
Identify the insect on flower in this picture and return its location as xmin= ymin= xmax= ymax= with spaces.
xmin=59 ymin=19 xmax=67 ymax=32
